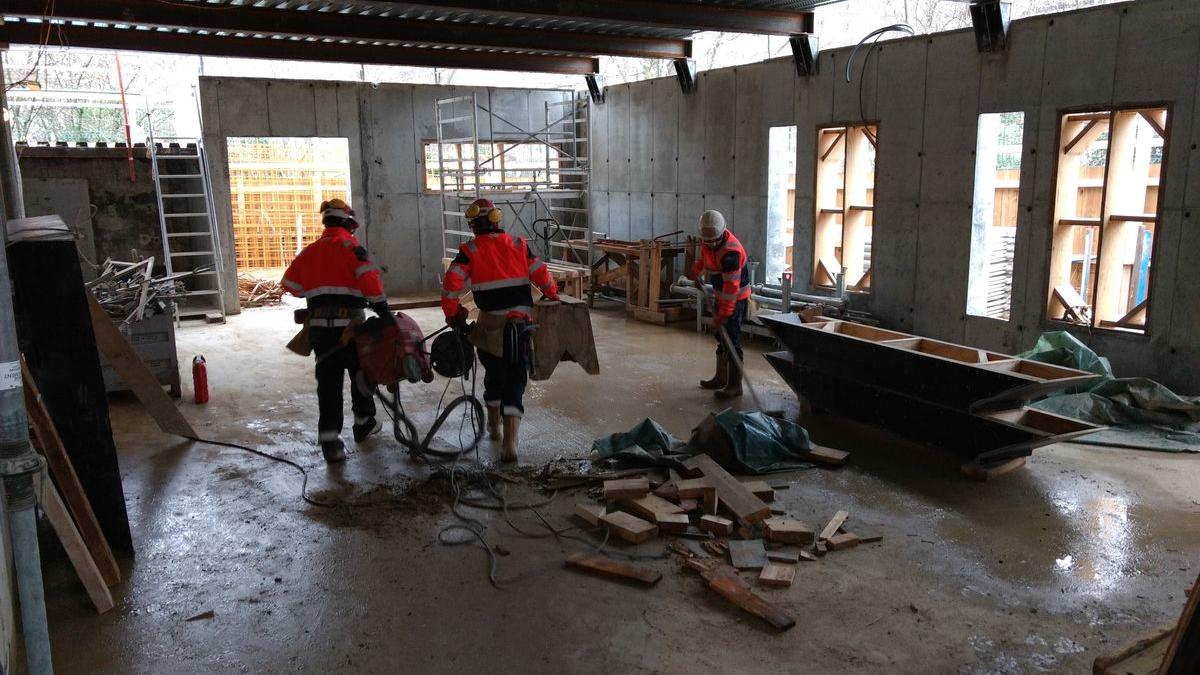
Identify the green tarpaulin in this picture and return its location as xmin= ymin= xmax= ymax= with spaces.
xmin=1021 ymin=332 xmax=1200 ymax=452
xmin=591 ymin=409 xmax=815 ymax=474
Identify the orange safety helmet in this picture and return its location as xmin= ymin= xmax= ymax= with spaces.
xmin=320 ymin=198 xmax=358 ymax=229
xmin=465 ymin=198 xmax=503 ymax=228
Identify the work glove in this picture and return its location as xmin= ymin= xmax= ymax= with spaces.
xmin=446 ymin=306 xmax=469 ymax=329
xmin=537 ymin=295 xmax=561 ymax=306
xmin=370 ymin=301 xmax=399 ymax=326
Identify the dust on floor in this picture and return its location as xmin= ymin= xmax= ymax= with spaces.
xmin=39 ymin=302 xmax=1200 ymax=674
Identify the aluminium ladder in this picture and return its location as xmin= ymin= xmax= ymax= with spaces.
xmin=149 ymin=136 xmax=227 ymax=321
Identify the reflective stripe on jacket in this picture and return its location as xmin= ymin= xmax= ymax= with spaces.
xmin=442 ymin=230 xmax=558 ymax=321
xmin=690 ymin=230 xmax=751 ymax=319
xmin=281 ymin=226 xmax=386 ymax=306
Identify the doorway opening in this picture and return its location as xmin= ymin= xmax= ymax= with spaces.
xmin=765 ymin=125 xmax=797 ymax=286
xmin=226 ymin=137 xmax=352 ymax=279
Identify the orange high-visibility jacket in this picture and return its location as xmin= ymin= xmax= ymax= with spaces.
xmin=690 ymin=230 xmax=751 ymax=319
xmin=281 ymin=226 xmax=386 ymax=306
xmin=442 ymin=230 xmax=558 ymax=321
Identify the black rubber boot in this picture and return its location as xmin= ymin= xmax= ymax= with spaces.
xmin=321 ymin=439 xmax=347 ymax=463
xmin=715 ymin=357 xmax=743 ymax=399
xmin=353 ymin=417 xmax=382 ymax=443
xmin=700 ymin=354 xmax=728 ymax=390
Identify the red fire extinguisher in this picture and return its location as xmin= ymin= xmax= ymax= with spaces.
xmin=192 ymin=355 xmax=209 ymax=404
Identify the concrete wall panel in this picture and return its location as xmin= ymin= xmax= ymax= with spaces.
xmin=703 ymin=69 xmax=737 ymax=196
xmin=651 ymin=80 xmax=680 ymax=194
xmin=630 ymin=193 xmax=654 ymax=240
xmin=912 ymin=202 xmax=971 ymax=342
xmin=734 ymin=196 xmax=768 ymax=270
xmin=314 ymin=84 xmax=340 ymax=137
xmin=370 ymin=84 xmax=419 ymax=194
xmin=629 ymin=81 xmax=655 ymax=191
xmin=213 ymin=78 xmax=269 ymax=138
xmin=873 ymin=40 xmax=927 ymax=205
xmin=832 ymin=38 xmax=877 ymax=123
xmin=416 ymin=194 xmax=446 ymax=292
xmin=607 ymin=85 xmax=632 ymax=194
xmin=677 ymin=194 xmax=704 ymax=234
xmin=590 ymin=191 xmax=610 ymax=235
xmin=734 ymin=65 xmax=766 ymax=199
xmin=868 ymin=201 xmax=918 ymax=332
xmin=266 ymin=80 xmax=317 ymax=136
xmin=608 ymin=191 xmax=631 ymax=240
xmin=761 ymin=58 xmax=796 ymax=129
xmin=652 ymin=192 xmax=678 ymax=238
xmin=590 ymin=98 xmax=610 ymax=191
xmin=919 ymin=32 xmax=981 ymax=208
xmin=677 ymin=83 xmax=706 ymax=195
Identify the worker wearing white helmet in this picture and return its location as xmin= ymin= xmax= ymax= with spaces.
xmin=687 ymin=210 xmax=751 ymax=398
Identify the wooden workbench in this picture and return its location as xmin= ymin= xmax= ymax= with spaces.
xmin=589 ymin=238 xmax=692 ymax=323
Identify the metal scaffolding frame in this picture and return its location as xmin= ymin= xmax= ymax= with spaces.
xmin=435 ymin=91 xmax=592 ymax=284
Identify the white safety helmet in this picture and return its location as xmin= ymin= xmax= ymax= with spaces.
xmin=698 ymin=210 xmax=727 ymax=242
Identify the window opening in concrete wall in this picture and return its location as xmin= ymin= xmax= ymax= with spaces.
xmin=1047 ymin=107 xmax=1167 ymax=334
xmin=766 ymin=125 xmax=798 ymax=285
xmin=813 ymin=123 xmax=876 ymax=292
xmin=967 ymin=112 xmax=1025 ymax=321
xmin=424 ymin=141 xmax=560 ymax=192
xmin=226 ymin=137 xmax=351 ymax=274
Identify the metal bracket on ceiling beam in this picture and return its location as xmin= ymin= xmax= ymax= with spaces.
xmin=673 ymin=59 xmax=697 ymax=94
xmin=970 ymin=0 xmax=1011 ymax=53
xmin=789 ymin=34 xmax=819 ymax=77
xmin=585 ymin=74 xmax=605 ymax=105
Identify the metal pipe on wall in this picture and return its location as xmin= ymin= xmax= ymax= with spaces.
xmin=0 ymin=55 xmax=54 ymax=675
xmin=0 ymin=223 xmax=54 ymax=675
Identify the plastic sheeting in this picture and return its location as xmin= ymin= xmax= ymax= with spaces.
xmin=1021 ymin=332 xmax=1200 ymax=452
xmin=591 ymin=410 xmax=816 ymax=474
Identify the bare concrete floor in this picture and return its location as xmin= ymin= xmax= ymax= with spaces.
xmin=40 ymin=301 xmax=1200 ymax=674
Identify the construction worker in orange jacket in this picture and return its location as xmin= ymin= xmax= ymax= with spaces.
xmin=687 ymin=210 xmax=751 ymax=399
xmin=282 ymin=198 xmax=393 ymax=463
xmin=442 ymin=198 xmax=559 ymax=462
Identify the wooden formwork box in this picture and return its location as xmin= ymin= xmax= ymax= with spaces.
xmin=590 ymin=238 xmax=692 ymax=324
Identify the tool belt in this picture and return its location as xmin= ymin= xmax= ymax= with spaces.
xmin=295 ymin=306 xmax=364 ymax=328
xmin=469 ymin=313 xmax=534 ymax=361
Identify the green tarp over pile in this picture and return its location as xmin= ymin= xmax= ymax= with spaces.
xmin=1021 ymin=332 xmax=1200 ymax=452
xmin=591 ymin=409 xmax=815 ymax=474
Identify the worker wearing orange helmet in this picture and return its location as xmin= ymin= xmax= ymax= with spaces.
xmin=282 ymin=198 xmax=394 ymax=463
xmin=687 ymin=210 xmax=751 ymax=399
xmin=441 ymin=198 xmax=559 ymax=462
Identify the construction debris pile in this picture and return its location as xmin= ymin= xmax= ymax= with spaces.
xmin=566 ymin=447 xmax=877 ymax=632
xmin=87 ymin=258 xmax=211 ymax=323
xmin=238 ymin=273 xmax=285 ymax=308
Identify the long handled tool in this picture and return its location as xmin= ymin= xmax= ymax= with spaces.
xmin=698 ymin=282 xmax=782 ymax=416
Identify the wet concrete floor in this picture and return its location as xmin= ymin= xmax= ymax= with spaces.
xmin=41 ymin=300 xmax=1200 ymax=673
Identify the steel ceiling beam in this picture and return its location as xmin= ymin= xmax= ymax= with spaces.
xmin=382 ymin=1 xmax=815 ymax=36
xmin=0 ymin=22 xmax=600 ymax=74
xmin=2 ymin=0 xmax=691 ymax=59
